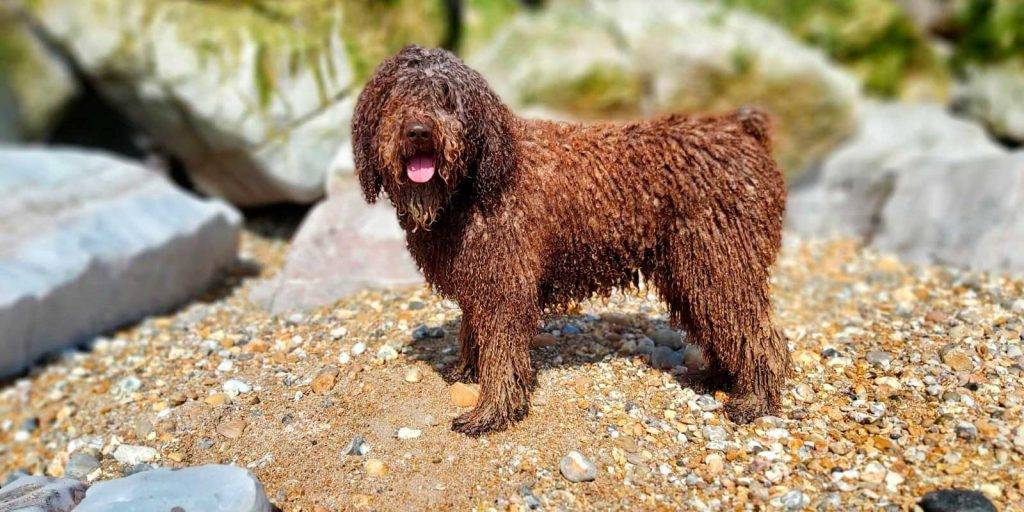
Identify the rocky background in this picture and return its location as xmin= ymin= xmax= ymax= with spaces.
xmin=0 ymin=0 xmax=1022 ymax=510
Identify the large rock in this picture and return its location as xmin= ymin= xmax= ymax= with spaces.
xmin=0 ymin=476 xmax=87 ymax=512
xmin=251 ymin=176 xmax=421 ymax=313
xmin=75 ymin=465 xmax=271 ymax=512
xmin=955 ymin=61 xmax=1024 ymax=144
xmin=0 ymin=6 xmax=78 ymax=141
xmin=0 ymin=146 xmax=240 ymax=378
xmin=787 ymin=102 xmax=1024 ymax=274
xmin=467 ymin=0 xmax=861 ymax=179
xmin=17 ymin=0 xmax=449 ymax=205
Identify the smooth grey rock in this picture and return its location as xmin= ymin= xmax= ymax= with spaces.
xmin=918 ymin=489 xmax=996 ymax=512
xmin=0 ymin=476 xmax=87 ymax=512
xmin=75 ymin=465 xmax=271 ymax=512
xmin=18 ymin=1 xmax=448 ymax=205
xmin=649 ymin=328 xmax=684 ymax=350
xmin=788 ymin=102 xmax=1024 ymax=275
xmin=468 ymin=0 xmax=859 ymax=179
xmin=251 ymin=178 xmax=421 ymax=313
xmin=0 ymin=146 xmax=240 ymax=379
xmin=64 ymin=453 xmax=101 ymax=481
xmin=650 ymin=346 xmax=683 ymax=370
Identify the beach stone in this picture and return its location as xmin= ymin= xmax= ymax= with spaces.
xmin=918 ymin=489 xmax=996 ymax=512
xmin=469 ymin=0 xmax=859 ymax=179
xmin=649 ymin=328 xmax=684 ymax=350
xmin=682 ymin=345 xmax=705 ymax=372
xmin=396 ymin=427 xmax=422 ymax=440
xmin=64 ymin=453 xmax=101 ymax=480
xmin=866 ymin=350 xmax=894 ymax=368
xmin=377 ymin=345 xmax=399 ymax=362
xmin=532 ymin=333 xmax=557 ymax=348
xmin=18 ymin=0 xmax=449 ymax=205
xmin=311 ymin=367 xmax=339 ymax=394
xmin=251 ymin=182 xmax=421 ymax=313
xmin=650 ymin=346 xmax=683 ymax=370
xmin=111 ymin=445 xmax=158 ymax=466
xmin=0 ymin=147 xmax=240 ymax=379
xmin=404 ymin=368 xmax=422 ymax=383
xmin=343 ymin=436 xmax=370 ymax=457
xmin=217 ymin=419 xmax=246 ymax=440
xmin=559 ymin=451 xmax=597 ymax=482
xmin=364 ymin=459 xmax=387 ymax=476
xmin=0 ymin=476 xmax=87 ymax=512
xmin=955 ymin=61 xmax=1024 ymax=144
xmin=450 ymin=383 xmax=480 ymax=408
xmin=74 ymin=465 xmax=271 ymax=512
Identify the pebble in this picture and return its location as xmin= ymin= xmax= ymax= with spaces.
xmin=792 ymin=383 xmax=814 ymax=402
xmin=559 ymin=451 xmax=597 ymax=482
xmin=865 ymin=350 xmax=894 ymax=367
xmin=650 ymin=346 xmax=683 ymax=370
xmin=112 ymin=444 xmax=158 ymax=466
xmin=636 ymin=337 xmax=655 ymax=355
xmin=704 ymin=453 xmax=724 ymax=475
xmin=942 ymin=349 xmax=975 ymax=372
xmin=205 ymin=393 xmax=229 ymax=406
xmin=222 ymin=379 xmax=252 ymax=396
xmin=649 ymin=328 xmax=684 ymax=349
xmin=682 ymin=345 xmax=705 ymax=372
xmin=450 ymin=383 xmax=480 ymax=408
xmin=918 ymin=489 xmax=996 ymax=512
xmin=73 ymin=465 xmax=271 ymax=512
xmin=112 ymin=376 xmax=141 ymax=398
xmin=330 ymin=327 xmax=348 ymax=339
xmin=364 ymin=459 xmax=387 ymax=476
xmin=344 ymin=436 xmax=370 ymax=456
xmin=377 ymin=345 xmax=398 ymax=362
xmin=311 ymin=367 xmax=339 ymax=394
xmin=350 ymin=342 xmax=366 ymax=355
xmin=217 ymin=359 xmax=234 ymax=372
xmin=338 ymin=352 xmax=351 ymax=364
xmin=956 ymin=421 xmax=979 ymax=441
xmin=532 ymin=333 xmax=557 ymax=348
xmin=396 ymin=427 xmax=422 ymax=440
xmin=65 ymin=452 xmax=101 ymax=480
xmin=0 ymin=476 xmax=87 ymax=511
xmin=776 ymin=489 xmax=809 ymax=511
xmin=412 ymin=325 xmax=445 ymax=340
xmin=404 ymin=368 xmax=422 ymax=383
xmin=561 ymin=325 xmax=581 ymax=335
xmin=216 ymin=419 xmax=246 ymax=439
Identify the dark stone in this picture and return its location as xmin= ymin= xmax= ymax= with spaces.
xmin=919 ymin=489 xmax=996 ymax=512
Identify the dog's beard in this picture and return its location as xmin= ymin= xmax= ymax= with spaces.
xmin=395 ymin=181 xmax=449 ymax=231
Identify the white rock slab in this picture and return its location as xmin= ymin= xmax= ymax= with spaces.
xmin=0 ymin=146 xmax=240 ymax=378
xmin=74 ymin=465 xmax=271 ymax=512
xmin=0 ymin=476 xmax=87 ymax=512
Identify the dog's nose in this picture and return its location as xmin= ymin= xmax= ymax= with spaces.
xmin=405 ymin=122 xmax=432 ymax=142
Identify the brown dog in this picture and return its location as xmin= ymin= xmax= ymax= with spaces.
xmin=353 ymin=45 xmax=790 ymax=435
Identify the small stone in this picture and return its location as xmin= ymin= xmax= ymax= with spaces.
xmin=217 ymin=419 xmax=246 ymax=439
xmin=776 ymin=489 xmax=809 ymax=511
xmin=222 ymin=379 xmax=252 ymax=397
xmin=532 ymin=333 xmax=557 ymax=348
xmin=450 ymin=383 xmax=480 ymax=408
xmin=112 ymin=377 xmax=142 ymax=398
xmin=1011 ymin=299 xmax=1024 ymax=315
xmin=205 ymin=393 xmax=229 ymax=406
xmin=404 ymin=368 xmax=422 ymax=383
xmin=65 ymin=452 xmax=101 ymax=480
xmin=682 ymin=345 xmax=705 ymax=372
xmin=942 ymin=349 xmax=975 ymax=372
xmin=377 ymin=345 xmax=398 ymax=362
xmin=216 ymin=359 xmax=234 ymax=372
xmin=649 ymin=328 xmax=684 ymax=349
xmin=703 ymin=425 xmax=728 ymax=443
xmin=792 ymin=383 xmax=814 ymax=403
xmin=918 ymin=489 xmax=996 ymax=512
xmin=704 ymin=453 xmax=725 ymax=475
xmin=396 ymin=427 xmax=422 ymax=440
xmin=412 ymin=325 xmax=445 ymax=340
xmin=197 ymin=438 xmax=215 ymax=450
xmin=650 ymin=346 xmax=683 ymax=370
xmin=866 ymin=350 xmax=894 ymax=367
xmin=73 ymin=465 xmax=271 ymax=512
xmin=364 ymin=458 xmax=387 ymax=476
xmin=956 ymin=421 xmax=979 ymax=441
xmin=0 ymin=476 xmax=87 ymax=511
xmin=133 ymin=418 xmax=154 ymax=440
xmin=561 ymin=325 xmax=581 ymax=335
xmin=351 ymin=342 xmax=366 ymax=355
xmin=311 ymin=367 xmax=339 ymax=394
xmin=344 ymin=436 xmax=370 ymax=456
xmin=330 ymin=327 xmax=348 ymax=339
xmin=636 ymin=337 xmax=655 ymax=355
xmin=559 ymin=451 xmax=597 ymax=482
xmin=112 ymin=445 xmax=158 ymax=466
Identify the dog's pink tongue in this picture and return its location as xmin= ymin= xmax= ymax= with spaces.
xmin=406 ymin=155 xmax=435 ymax=183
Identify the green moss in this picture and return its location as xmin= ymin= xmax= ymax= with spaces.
xmin=522 ymin=65 xmax=646 ymax=120
xmin=461 ymin=0 xmax=520 ymax=53
xmin=722 ymin=0 xmax=946 ymax=97
xmin=950 ymin=0 xmax=1024 ymax=68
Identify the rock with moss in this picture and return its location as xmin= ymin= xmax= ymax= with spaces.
xmin=19 ymin=0 xmax=449 ymax=205
xmin=955 ymin=61 xmax=1024 ymax=144
xmin=468 ymin=0 xmax=860 ymax=180
xmin=0 ymin=6 xmax=77 ymax=141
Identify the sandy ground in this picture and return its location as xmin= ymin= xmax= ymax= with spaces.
xmin=2 ymin=219 xmax=1024 ymax=511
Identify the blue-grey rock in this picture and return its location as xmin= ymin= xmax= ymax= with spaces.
xmin=561 ymin=325 xmax=581 ymax=335
xmin=64 ymin=453 xmax=101 ymax=480
xmin=649 ymin=328 xmax=684 ymax=349
xmin=75 ymin=465 xmax=271 ymax=512
xmin=0 ymin=147 xmax=240 ymax=379
xmin=918 ymin=489 xmax=996 ymax=512
xmin=0 ymin=475 xmax=87 ymax=512
xmin=650 ymin=346 xmax=683 ymax=370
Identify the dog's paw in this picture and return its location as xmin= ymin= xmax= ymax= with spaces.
xmin=724 ymin=393 xmax=771 ymax=425
xmin=451 ymin=408 xmax=508 ymax=436
xmin=445 ymin=360 xmax=479 ymax=383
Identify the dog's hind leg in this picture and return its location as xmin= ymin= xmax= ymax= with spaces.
xmin=451 ymin=292 xmax=537 ymax=435
xmin=447 ymin=309 xmax=479 ymax=383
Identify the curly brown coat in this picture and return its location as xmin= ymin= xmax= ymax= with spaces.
xmin=353 ymin=45 xmax=790 ymax=435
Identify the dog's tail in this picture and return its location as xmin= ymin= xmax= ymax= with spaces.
xmin=733 ymin=106 xmax=772 ymax=148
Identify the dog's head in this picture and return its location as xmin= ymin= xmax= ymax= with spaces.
xmin=352 ymin=45 xmax=517 ymax=230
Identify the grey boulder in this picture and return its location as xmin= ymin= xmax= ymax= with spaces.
xmin=787 ymin=102 xmax=1024 ymax=275
xmin=0 ymin=476 xmax=87 ymax=512
xmin=0 ymin=146 xmax=240 ymax=378
xmin=74 ymin=465 xmax=271 ymax=512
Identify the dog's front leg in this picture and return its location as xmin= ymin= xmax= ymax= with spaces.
xmin=451 ymin=297 xmax=537 ymax=436
xmin=447 ymin=309 xmax=479 ymax=383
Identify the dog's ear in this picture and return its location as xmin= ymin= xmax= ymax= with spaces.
xmin=352 ymin=56 xmax=401 ymax=203
xmin=451 ymin=68 xmax=517 ymax=212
